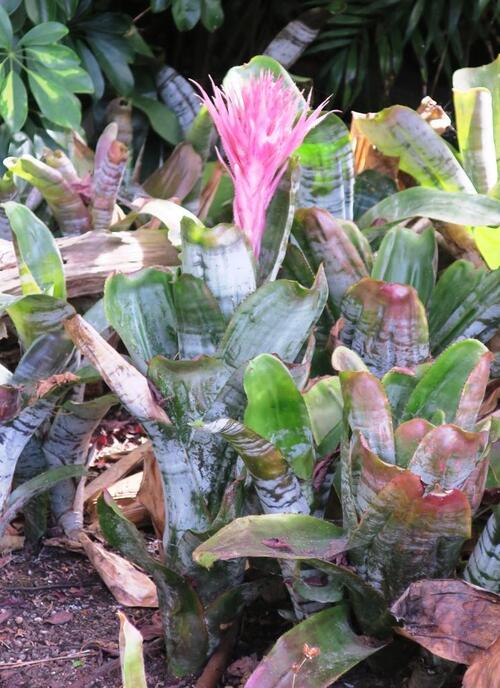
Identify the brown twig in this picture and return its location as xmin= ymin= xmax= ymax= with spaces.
xmin=0 ymin=650 xmax=98 ymax=670
xmin=194 ymin=622 xmax=240 ymax=688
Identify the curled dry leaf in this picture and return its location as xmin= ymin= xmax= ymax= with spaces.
xmin=35 ymin=372 xmax=80 ymax=399
xmin=137 ymin=450 xmax=165 ymax=538
xmin=416 ymin=96 xmax=451 ymax=135
xmin=463 ymin=637 xmax=500 ymax=688
xmin=391 ymin=579 xmax=500 ymax=664
xmin=79 ymin=533 xmax=158 ymax=608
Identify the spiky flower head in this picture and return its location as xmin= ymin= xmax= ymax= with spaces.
xmin=195 ymin=70 xmax=327 ymax=257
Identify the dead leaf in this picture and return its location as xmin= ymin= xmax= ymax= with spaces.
xmin=351 ymin=113 xmax=399 ymax=179
xmin=137 ymin=451 xmax=165 ymax=538
xmin=80 ymin=533 xmax=158 ymax=608
xmin=416 ymin=96 xmax=451 ymax=135
xmin=391 ymin=579 xmax=500 ymax=664
xmin=435 ymin=223 xmax=486 ymax=268
xmin=0 ymin=535 xmax=24 ymax=553
xmin=45 ymin=610 xmax=73 ymax=625
xmin=463 ymin=637 xmax=500 ymax=688
xmin=35 ymin=372 xmax=80 ymax=399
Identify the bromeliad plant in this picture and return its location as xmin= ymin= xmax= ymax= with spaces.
xmin=193 ymin=338 xmax=497 ymax=686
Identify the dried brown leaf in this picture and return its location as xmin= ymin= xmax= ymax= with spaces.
xmin=137 ymin=451 xmax=165 ymax=538
xmin=35 ymin=372 xmax=79 ymax=399
xmin=463 ymin=637 xmax=500 ymax=688
xmin=45 ymin=610 xmax=73 ymax=625
xmin=80 ymin=534 xmax=158 ymax=608
xmin=391 ymin=579 xmax=500 ymax=664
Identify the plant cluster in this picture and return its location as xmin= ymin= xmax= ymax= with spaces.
xmin=0 ymin=38 xmax=499 ymax=688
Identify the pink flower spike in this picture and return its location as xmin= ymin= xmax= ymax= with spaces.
xmin=194 ymin=71 xmax=328 ymax=257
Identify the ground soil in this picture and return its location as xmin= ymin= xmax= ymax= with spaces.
xmin=0 ymin=546 xmax=467 ymax=688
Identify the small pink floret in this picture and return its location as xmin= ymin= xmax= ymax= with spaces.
xmin=194 ymin=71 xmax=327 ymax=257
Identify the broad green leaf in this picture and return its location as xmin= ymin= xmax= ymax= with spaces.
xmin=296 ymin=112 xmax=354 ymax=220
xmin=104 ymin=269 xmax=177 ymax=373
xmin=3 ymin=202 xmax=66 ymax=299
xmin=18 ymin=21 xmax=68 ymax=46
xmin=172 ymin=0 xmax=201 ymax=30
xmin=245 ymin=604 xmax=385 ymax=688
xmin=258 ymin=158 xmax=300 ymax=284
xmin=464 ymin=507 xmax=500 ymax=592
xmin=0 ymin=71 xmax=27 ymax=132
xmin=303 ymin=376 xmax=343 ymax=454
xmin=86 ymin=34 xmax=134 ymax=95
xmin=358 ymin=187 xmax=500 ymax=230
xmin=201 ymin=0 xmax=224 ymax=31
xmin=199 ymin=418 xmax=309 ymax=515
xmin=244 ymin=354 xmax=315 ymax=480
xmin=293 ymin=208 xmax=372 ymax=317
xmin=193 ymin=513 xmax=347 ymax=569
xmin=382 ymin=367 xmax=428 ymax=425
xmin=219 ymin=268 xmax=328 ymax=370
xmin=454 ymin=56 xmax=500 ymax=177
xmin=340 ymin=278 xmax=429 ymax=377
xmin=354 ymin=105 xmax=475 ymax=192
xmin=42 ymin=395 xmax=116 ymax=533
xmin=27 ymin=67 xmax=81 ymax=129
xmin=97 ymin=493 xmax=208 ymax=677
xmin=371 ymin=226 xmax=437 ymax=304
xmin=75 ymin=40 xmax=105 ymax=100
xmin=173 ymin=274 xmax=226 ymax=358
xmin=0 ymin=6 xmax=13 ymax=47
xmin=7 ymin=295 xmax=74 ymax=349
xmin=402 ymin=339 xmax=489 ymax=424
xmin=474 ymin=226 xmax=500 ymax=269
xmin=0 ymin=464 xmax=85 ymax=535
xmin=428 ymin=260 xmax=500 ymax=352
xmin=394 ymin=418 xmax=435 ymax=468
xmin=30 ymin=61 xmax=94 ymax=94
xmin=453 ymin=87 xmax=497 ymax=193
xmin=25 ymin=44 xmax=80 ymax=69
xmin=131 ymin=95 xmax=181 ymax=145
xmin=118 ymin=612 xmax=148 ymax=688
xmin=224 ymin=55 xmax=305 ymax=106
xmin=350 ymin=472 xmax=471 ymax=600
xmin=353 ymin=169 xmax=397 ymax=221
xmin=181 ymin=219 xmax=256 ymax=320
xmin=340 ymin=370 xmax=395 ymax=464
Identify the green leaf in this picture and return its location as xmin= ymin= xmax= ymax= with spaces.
xmin=358 ymin=187 xmax=500 ymax=231
xmin=244 ymin=354 xmax=315 ymax=480
xmin=293 ymin=208 xmax=372 ymax=317
xmin=27 ymin=67 xmax=81 ymax=129
xmin=97 ymin=493 xmax=208 ymax=677
xmin=7 ymin=295 xmax=74 ymax=349
xmin=181 ymin=218 xmax=256 ymax=320
xmin=402 ymin=339 xmax=489 ymax=424
xmin=350 ymin=471 xmax=471 ymax=600
xmin=193 ymin=513 xmax=347 ymax=569
xmin=219 ymin=268 xmax=328 ymax=371
xmin=454 ymin=56 xmax=500 ymax=178
xmin=104 ymin=269 xmax=178 ymax=374
xmin=30 ymin=61 xmax=94 ymax=94
xmin=340 ymin=278 xmax=429 ymax=377
xmin=25 ymin=44 xmax=80 ymax=69
xmin=0 ymin=464 xmax=85 ymax=534
xmin=86 ymin=34 xmax=134 ymax=95
xmin=245 ymin=604 xmax=385 ymax=688
xmin=453 ymin=87 xmax=497 ymax=194
xmin=18 ymin=21 xmax=68 ymax=46
xmin=303 ymin=376 xmax=343 ymax=455
xmin=258 ymin=158 xmax=300 ymax=284
xmin=75 ymin=40 xmax=105 ymax=100
xmin=3 ymin=202 xmax=66 ymax=299
xmin=353 ymin=169 xmax=398 ymax=221
xmin=199 ymin=417 xmax=309 ymax=514
xmin=201 ymin=0 xmax=224 ymax=31
xmin=354 ymin=105 xmax=475 ymax=192
xmin=131 ymin=95 xmax=182 ymax=145
xmin=428 ymin=260 xmax=500 ymax=352
xmin=464 ymin=507 xmax=500 ymax=592
xmin=172 ymin=0 xmax=201 ymax=30
xmin=296 ymin=112 xmax=354 ymax=220
xmin=0 ymin=6 xmax=13 ymax=48
xmin=0 ymin=70 xmax=27 ymax=132
xmin=223 ymin=55 xmax=305 ymax=107
xmin=371 ymin=226 xmax=437 ymax=304
xmin=340 ymin=370 xmax=395 ymax=464
xmin=118 ymin=613 xmax=148 ymax=688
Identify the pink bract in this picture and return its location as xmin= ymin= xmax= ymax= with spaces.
xmin=194 ymin=71 xmax=328 ymax=257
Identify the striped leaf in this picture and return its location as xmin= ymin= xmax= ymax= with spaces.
xmin=464 ymin=507 xmax=500 ymax=592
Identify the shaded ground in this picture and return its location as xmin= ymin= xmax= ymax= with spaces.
xmin=0 ymin=547 xmax=465 ymax=688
